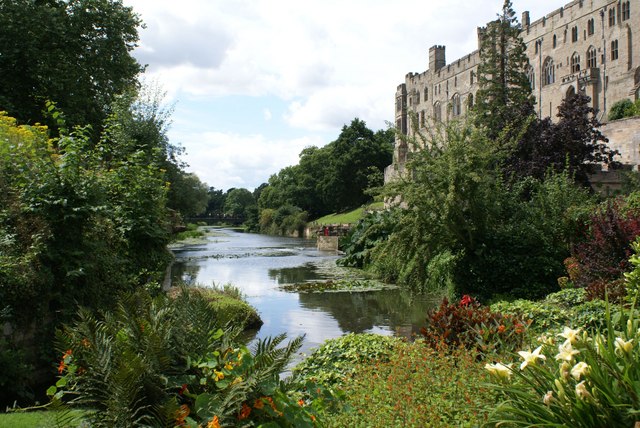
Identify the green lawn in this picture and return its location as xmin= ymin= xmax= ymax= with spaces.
xmin=0 ymin=410 xmax=84 ymax=428
xmin=313 ymin=202 xmax=384 ymax=225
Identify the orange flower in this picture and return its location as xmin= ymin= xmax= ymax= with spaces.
xmin=207 ymin=416 xmax=220 ymax=428
xmin=253 ymin=398 xmax=264 ymax=409
xmin=497 ymin=325 xmax=506 ymax=333
xmin=238 ymin=402 xmax=251 ymax=420
xmin=57 ymin=359 xmax=66 ymax=374
xmin=58 ymin=349 xmax=73 ymax=374
xmin=175 ymin=404 xmax=190 ymax=425
xmin=298 ymin=399 xmax=305 ymax=407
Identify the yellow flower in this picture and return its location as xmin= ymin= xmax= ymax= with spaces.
xmin=207 ymin=415 xmax=220 ymax=428
xmin=555 ymin=341 xmax=579 ymax=362
xmin=558 ymin=327 xmax=581 ymax=345
xmin=517 ymin=346 xmax=546 ymax=370
xmin=615 ymin=337 xmax=633 ymax=356
xmin=224 ymin=362 xmax=234 ymax=371
xmin=214 ymin=370 xmax=225 ymax=381
xmin=570 ymin=361 xmax=590 ymax=380
xmin=484 ymin=362 xmax=512 ymax=380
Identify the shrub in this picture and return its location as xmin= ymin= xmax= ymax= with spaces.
xmin=608 ymin=98 xmax=637 ymax=121
xmin=293 ymin=333 xmax=401 ymax=387
xmin=485 ymin=302 xmax=640 ymax=427
xmin=48 ymin=288 xmax=317 ymax=428
xmin=421 ymin=295 xmax=528 ymax=356
xmin=325 ymin=340 xmax=494 ymax=428
xmin=338 ymin=209 xmax=398 ymax=268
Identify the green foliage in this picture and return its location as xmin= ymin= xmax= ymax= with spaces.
xmin=51 ymin=287 xmax=315 ymax=427
xmin=224 ymin=187 xmax=257 ymax=225
xmin=421 ymin=295 xmax=528 ymax=356
xmin=473 ymin=0 xmax=534 ymax=142
xmin=338 ymin=209 xmax=398 ymax=268
xmin=259 ymin=204 xmax=308 ymax=236
xmin=608 ymin=98 xmax=640 ymax=121
xmin=490 ymin=288 xmax=611 ymax=335
xmin=259 ymin=119 xmax=393 ymax=219
xmin=485 ymin=301 xmax=640 ymax=427
xmin=373 ymin=118 xmax=593 ymax=298
xmin=0 ymin=410 xmax=85 ymax=428
xmin=0 ymin=0 xmax=143 ymax=134
xmin=325 ymin=340 xmax=494 ymax=428
xmin=293 ymin=333 xmax=402 ymax=387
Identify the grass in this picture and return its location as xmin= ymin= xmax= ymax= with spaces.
xmin=0 ymin=410 xmax=85 ymax=427
xmin=313 ymin=202 xmax=384 ymax=225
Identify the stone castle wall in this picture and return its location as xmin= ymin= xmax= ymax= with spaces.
xmin=392 ymin=0 xmax=640 ymax=171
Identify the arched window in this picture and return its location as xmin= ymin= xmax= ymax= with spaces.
xmin=424 ymin=86 xmax=428 ymax=101
xmin=553 ymin=34 xmax=557 ymax=48
xmin=587 ymin=18 xmax=595 ymax=36
xmin=526 ymin=66 xmax=535 ymax=90
xmin=451 ymin=94 xmax=461 ymax=117
xmin=543 ymin=57 xmax=555 ymax=85
xmin=566 ymin=86 xmax=576 ymax=100
xmin=467 ymin=93 xmax=474 ymax=109
xmin=571 ymin=26 xmax=578 ymax=43
xmin=571 ymin=52 xmax=581 ymax=73
xmin=611 ymin=39 xmax=619 ymax=60
xmin=587 ymin=46 xmax=597 ymax=68
xmin=433 ymin=102 xmax=442 ymax=122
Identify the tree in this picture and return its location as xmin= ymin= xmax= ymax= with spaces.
xmin=473 ymin=0 xmax=535 ymax=142
xmin=0 ymin=0 xmax=143 ymax=134
xmin=224 ymin=188 xmax=256 ymax=223
xmin=507 ymin=93 xmax=619 ymax=186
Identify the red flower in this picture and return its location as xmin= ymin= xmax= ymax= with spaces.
xmin=460 ymin=295 xmax=473 ymax=306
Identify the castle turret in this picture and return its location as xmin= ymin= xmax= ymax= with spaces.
xmin=429 ymin=45 xmax=446 ymax=71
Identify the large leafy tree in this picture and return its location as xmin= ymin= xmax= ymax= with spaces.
xmin=473 ymin=0 xmax=534 ymax=142
xmin=0 ymin=0 xmax=143 ymax=133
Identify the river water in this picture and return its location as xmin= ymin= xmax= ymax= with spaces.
xmin=170 ymin=228 xmax=437 ymax=357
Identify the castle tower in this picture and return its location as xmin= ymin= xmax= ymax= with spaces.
xmin=429 ymin=45 xmax=446 ymax=71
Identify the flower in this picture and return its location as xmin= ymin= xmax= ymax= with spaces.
xmin=555 ymin=341 xmax=580 ymax=362
xmin=485 ymin=362 xmax=512 ymax=380
xmin=57 ymin=349 xmax=73 ymax=374
xmin=614 ymin=337 xmax=633 ymax=356
xmin=298 ymin=399 xmax=305 ymax=406
xmin=238 ymin=402 xmax=251 ymax=420
xmin=558 ymin=327 xmax=581 ymax=345
xmin=207 ymin=416 xmax=220 ymax=428
xmin=575 ymin=380 xmax=591 ymax=400
xmin=178 ymin=384 xmax=188 ymax=395
xmin=497 ymin=325 xmax=506 ymax=333
xmin=460 ymin=295 xmax=473 ymax=306
xmin=543 ymin=390 xmax=554 ymax=405
xmin=518 ymin=346 xmax=546 ymax=370
xmin=559 ymin=361 xmax=571 ymax=380
xmin=570 ymin=362 xmax=590 ymax=380
xmin=175 ymin=404 xmax=190 ymax=425
xmin=224 ymin=362 xmax=234 ymax=371
xmin=254 ymin=398 xmax=264 ymax=409
xmin=214 ymin=370 xmax=225 ymax=382
xmin=537 ymin=334 xmax=554 ymax=346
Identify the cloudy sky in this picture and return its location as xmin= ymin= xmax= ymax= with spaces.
xmin=123 ymin=0 xmax=556 ymax=191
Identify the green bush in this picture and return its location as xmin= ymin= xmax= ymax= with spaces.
xmin=608 ymin=98 xmax=638 ymax=121
xmin=293 ymin=333 xmax=401 ymax=387
xmin=325 ymin=340 xmax=494 ymax=428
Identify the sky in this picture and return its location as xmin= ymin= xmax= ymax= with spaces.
xmin=123 ymin=0 xmax=558 ymax=191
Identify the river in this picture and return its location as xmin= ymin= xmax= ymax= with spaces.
xmin=170 ymin=227 xmax=437 ymax=357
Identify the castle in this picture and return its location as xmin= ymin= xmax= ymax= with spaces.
xmin=388 ymin=0 xmax=640 ymax=186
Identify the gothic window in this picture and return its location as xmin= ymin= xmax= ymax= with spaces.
xmin=424 ymin=86 xmax=428 ymax=101
xmin=587 ymin=46 xmax=597 ymax=68
xmin=396 ymin=97 xmax=402 ymax=112
xmin=416 ymin=91 xmax=420 ymax=104
xmin=609 ymin=8 xmax=616 ymax=26
xmin=566 ymin=85 xmax=576 ymax=100
xmin=622 ymin=1 xmax=630 ymax=21
xmin=543 ymin=57 xmax=555 ymax=85
xmin=467 ymin=93 xmax=474 ymax=109
xmin=526 ymin=66 xmax=535 ymax=90
xmin=611 ymin=39 xmax=619 ymax=61
xmin=572 ymin=26 xmax=578 ymax=43
xmin=433 ymin=102 xmax=442 ymax=122
xmin=553 ymin=34 xmax=557 ymax=48
xmin=454 ymin=76 xmax=457 ymax=87
xmin=470 ymin=71 xmax=474 ymax=84
xmin=571 ymin=52 xmax=581 ymax=73
xmin=587 ymin=18 xmax=595 ymax=36
xmin=451 ymin=94 xmax=461 ymax=117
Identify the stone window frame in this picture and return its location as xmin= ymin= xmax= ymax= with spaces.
xmin=611 ymin=39 xmax=619 ymax=61
xmin=424 ymin=86 xmax=428 ymax=102
xmin=571 ymin=26 xmax=579 ymax=43
xmin=622 ymin=1 xmax=630 ymax=21
xmin=587 ymin=18 xmax=595 ymax=36
xmin=543 ymin=57 xmax=555 ymax=85
xmin=587 ymin=45 xmax=597 ymax=68
xmin=609 ymin=8 xmax=616 ymax=27
xmin=553 ymin=34 xmax=557 ymax=48
xmin=451 ymin=93 xmax=461 ymax=117
xmin=526 ymin=65 xmax=535 ymax=90
xmin=433 ymin=101 xmax=442 ymax=122
xmin=571 ymin=52 xmax=581 ymax=73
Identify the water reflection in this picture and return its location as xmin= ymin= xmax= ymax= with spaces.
xmin=170 ymin=228 xmax=437 ymax=353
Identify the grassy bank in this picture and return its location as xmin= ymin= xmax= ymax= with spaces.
xmin=313 ymin=202 xmax=384 ymax=225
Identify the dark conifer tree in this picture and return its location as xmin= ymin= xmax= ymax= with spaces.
xmin=473 ymin=0 xmax=535 ymax=142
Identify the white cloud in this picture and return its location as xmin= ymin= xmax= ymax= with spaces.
xmin=263 ymin=108 xmax=272 ymax=121
xmin=172 ymin=130 xmax=324 ymax=190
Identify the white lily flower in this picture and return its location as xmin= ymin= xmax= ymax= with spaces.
xmin=570 ymin=361 xmax=590 ymax=380
xmin=555 ymin=341 xmax=580 ymax=362
xmin=484 ymin=362 xmax=512 ymax=380
xmin=614 ymin=337 xmax=633 ymax=356
xmin=518 ymin=346 xmax=546 ymax=370
xmin=558 ymin=327 xmax=581 ymax=345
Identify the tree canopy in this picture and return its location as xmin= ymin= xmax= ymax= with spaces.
xmin=0 ymin=0 xmax=143 ymax=133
